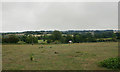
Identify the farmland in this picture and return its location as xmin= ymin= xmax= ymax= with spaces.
xmin=2 ymin=42 xmax=118 ymax=70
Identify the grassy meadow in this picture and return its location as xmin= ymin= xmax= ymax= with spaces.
xmin=2 ymin=42 xmax=118 ymax=70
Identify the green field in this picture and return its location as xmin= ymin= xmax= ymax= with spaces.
xmin=2 ymin=42 xmax=118 ymax=70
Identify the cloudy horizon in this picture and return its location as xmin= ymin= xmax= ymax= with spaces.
xmin=2 ymin=2 xmax=118 ymax=32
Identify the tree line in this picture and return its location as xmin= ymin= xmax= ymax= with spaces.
xmin=1 ymin=30 xmax=120 ymax=44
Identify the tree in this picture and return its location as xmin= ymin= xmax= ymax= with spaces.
xmin=25 ymin=35 xmax=38 ymax=44
xmin=73 ymin=34 xmax=80 ymax=43
xmin=60 ymin=36 xmax=66 ymax=43
xmin=116 ymin=32 xmax=120 ymax=39
xmin=85 ymin=33 xmax=96 ymax=42
xmin=79 ymin=34 xmax=84 ymax=42
xmin=112 ymin=33 xmax=117 ymax=41
xmin=43 ymin=34 xmax=49 ymax=41
xmin=2 ymin=35 xmax=19 ymax=43
xmin=19 ymin=35 xmax=27 ymax=42
xmin=52 ymin=30 xmax=62 ymax=42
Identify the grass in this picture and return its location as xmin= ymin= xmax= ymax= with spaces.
xmin=2 ymin=42 xmax=118 ymax=70
xmin=38 ymin=40 xmax=47 ymax=44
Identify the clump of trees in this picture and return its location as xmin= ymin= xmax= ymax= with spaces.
xmin=2 ymin=35 xmax=38 ymax=44
xmin=44 ymin=30 xmax=118 ymax=43
xmin=2 ymin=35 xmax=19 ymax=43
xmin=25 ymin=35 xmax=38 ymax=44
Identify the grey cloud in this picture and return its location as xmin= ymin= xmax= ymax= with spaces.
xmin=2 ymin=2 xmax=118 ymax=32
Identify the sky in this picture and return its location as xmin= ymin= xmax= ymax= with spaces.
xmin=1 ymin=2 xmax=118 ymax=32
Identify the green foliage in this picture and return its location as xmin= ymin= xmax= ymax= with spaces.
xmin=52 ymin=30 xmax=62 ymax=41
xmin=53 ymin=40 xmax=61 ymax=44
xmin=19 ymin=35 xmax=27 ymax=42
xmin=116 ymin=32 xmax=120 ymax=39
xmin=30 ymin=53 xmax=34 ymax=61
xmin=43 ymin=34 xmax=49 ymax=41
xmin=99 ymin=57 xmax=120 ymax=69
xmin=2 ymin=35 xmax=19 ymax=43
xmin=65 ymin=35 xmax=73 ymax=43
xmin=112 ymin=33 xmax=117 ymax=42
xmin=47 ymin=39 xmax=52 ymax=43
xmin=2 ymin=30 xmax=118 ymax=44
xmin=60 ymin=36 xmax=66 ymax=43
xmin=73 ymin=34 xmax=80 ymax=43
xmin=95 ymin=31 xmax=114 ymax=38
xmin=25 ymin=35 xmax=38 ymax=44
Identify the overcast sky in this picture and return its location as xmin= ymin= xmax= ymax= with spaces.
xmin=2 ymin=2 xmax=118 ymax=32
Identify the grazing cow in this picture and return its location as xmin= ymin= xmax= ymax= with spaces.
xmin=69 ymin=40 xmax=72 ymax=44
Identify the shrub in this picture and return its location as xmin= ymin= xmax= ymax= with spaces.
xmin=30 ymin=53 xmax=34 ymax=61
xmin=47 ymin=39 xmax=52 ymax=43
xmin=99 ymin=57 xmax=120 ymax=69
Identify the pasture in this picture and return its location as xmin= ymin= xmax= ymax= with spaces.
xmin=2 ymin=42 xmax=118 ymax=70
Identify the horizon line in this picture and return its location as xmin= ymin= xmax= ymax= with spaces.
xmin=1 ymin=29 xmax=119 ymax=33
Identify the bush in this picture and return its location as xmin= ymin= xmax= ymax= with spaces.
xmin=99 ymin=57 xmax=120 ymax=69
xmin=53 ymin=40 xmax=61 ymax=44
xmin=47 ymin=39 xmax=52 ymax=43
